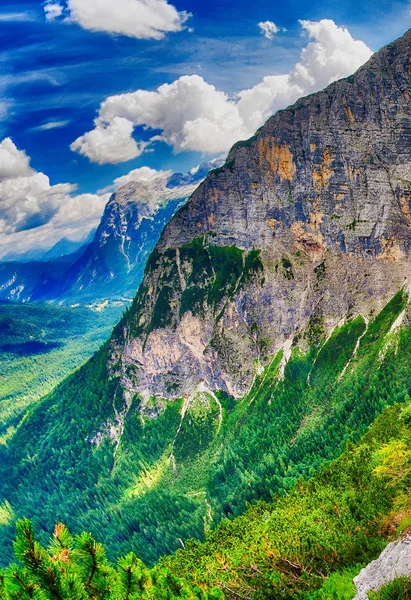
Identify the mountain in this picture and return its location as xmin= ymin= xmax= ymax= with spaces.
xmin=0 ymin=162 xmax=221 ymax=303
xmin=1 ymin=288 xmax=411 ymax=593
xmin=2 ymin=27 xmax=411 ymax=596
xmin=109 ymin=27 xmax=411 ymax=402
xmin=0 ymin=232 xmax=94 ymax=263
xmin=1 ymin=247 xmax=50 ymax=262
xmin=41 ymin=232 xmax=95 ymax=261
xmin=0 ymin=258 xmax=73 ymax=302
xmin=57 ymin=166 xmax=220 ymax=302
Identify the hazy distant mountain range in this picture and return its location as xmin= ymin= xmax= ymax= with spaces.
xmin=1 ymin=231 xmax=96 ymax=263
xmin=0 ymin=160 xmax=223 ymax=303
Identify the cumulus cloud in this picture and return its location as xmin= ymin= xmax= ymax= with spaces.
xmin=0 ymin=139 xmax=109 ymax=257
xmin=71 ymin=19 xmax=373 ymax=164
xmin=292 ymin=19 xmax=372 ymax=90
xmin=70 ymin=116 xmax=147 ymax=165
xmin=43 ymin=0 xmax=190 ymax=40
xmin=0 ymin=174 xmax=76 ymax=234
xmin=0 ymin=191 xmax=109 ymax=258
xmin=95 ymin=75 xmax=247 ymax=154
xmin=258 ymin=21 xmax=280 ymax=39
xmin=0 ymin=138 xmax=33 ymax=179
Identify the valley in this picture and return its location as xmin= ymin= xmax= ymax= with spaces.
xmin=0 ymin=300 xmax=124 ymax=443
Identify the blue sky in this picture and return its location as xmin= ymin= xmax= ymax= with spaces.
xmin=0 ymin=0 xmax=411 ymax=256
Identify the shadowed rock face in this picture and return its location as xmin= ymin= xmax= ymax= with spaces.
xmin=59 ymin=181 xmax=191 ymax=302
xmin=110 ymin=28 xmax=411 ymax=403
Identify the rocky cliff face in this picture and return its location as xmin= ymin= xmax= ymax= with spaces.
xmin=353 ymin=535 xmax=411 ymax=599
xmin=110 ymin=28 xmax=411 ymax=402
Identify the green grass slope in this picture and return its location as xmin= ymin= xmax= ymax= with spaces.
xmin=3 ymin=374 xmax=411 ymax=598
xmin=0 ymin=288 xmax=409 ymax=572
xmin=160 ymin=397 xmax=411 ymax=599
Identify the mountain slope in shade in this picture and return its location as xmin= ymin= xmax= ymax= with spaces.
xmin=41 ymin=231 xmax=96 ymax=261
xmin=1 ymin=233 xmax=95 ymax=263
xmin=59 ymin=164 xmax=221 ymax=302
xmin=1 ymin=247 xmax=50 ymax=263
xmin=0 ymin=161 xmax=222 ymax=303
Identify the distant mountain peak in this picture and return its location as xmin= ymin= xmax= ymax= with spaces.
xmin=0 ymin=161 xmax=221 ymax=302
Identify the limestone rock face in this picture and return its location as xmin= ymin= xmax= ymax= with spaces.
xmin=110 ymin=29 xmax=411 ymax=402
xmin=353 ymin=535 xmax=411 ymax=599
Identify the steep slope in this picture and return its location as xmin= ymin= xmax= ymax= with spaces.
xmin=109 ymin=28 xmax=411 ymax=402
xmin=3 ymin=345 xmax=411 ymax=599
xmin=0 ymin=287 xmax=409 ymax=568
xmin=0 ymin=258 xmax=74 ymax=302
xmin=158 ymin=393 xmax=411 ymax=600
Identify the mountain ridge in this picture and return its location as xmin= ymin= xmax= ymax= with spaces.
xmin=3 ymin=26 xmax=411 ymax=590
xmin=108 ymin=27 xmax=411 ymax=403
xmin=0 ymin=161 xmax=222 ymax=303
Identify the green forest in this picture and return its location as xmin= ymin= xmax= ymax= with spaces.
xmin=0 ymin=301 xmax=123 ymax=445
xmin=3 ymin=373 xmax=411 ymax=598
xmin=1 ymin=288 xmax=411 ymax=598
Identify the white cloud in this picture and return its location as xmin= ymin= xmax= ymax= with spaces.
xmin=0 ymin=138 xmax=33 ymax=179
xmin=0 ymin=191 xmax=109 ymax=258
xmin=0 ymin=139 xmax=109 ymax=257
xmin=292 ymin=19 xmax=372 ymax=90
xmin=258 ymin=21 xmax=280 ymax=40
xmin=70 ymin=116 xmax=148 ymax=164
xmin=43 ymin=2 xmax=64 ymax=21
xmin=96 ymin=75 xmax=247 ymax=154
xmin=0 ymin=174 xmax=76 ymax=235
xmin=71 ymin=19 xmax=373 ymax=163
xmin=236 ymin=74 xmax=301 ymax=134
xmin=0 ymin=12 xmax=36 ymax=22
xmin=43 ymin=0 xmax=190 ymax=40
xmin=30 ymin=119 xmax=71 ymax=132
